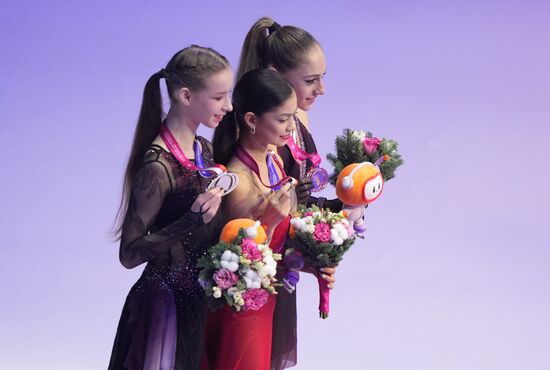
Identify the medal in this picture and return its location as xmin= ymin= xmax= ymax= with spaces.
xmin=160 ymin=125 xmax=238 ymax=195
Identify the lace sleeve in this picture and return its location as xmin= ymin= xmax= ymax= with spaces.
xmin=119 ymin=160 xmax=203 ymax=269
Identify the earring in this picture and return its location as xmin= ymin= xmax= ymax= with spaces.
xmin=250 ymin=126 xmax=256 ymax=135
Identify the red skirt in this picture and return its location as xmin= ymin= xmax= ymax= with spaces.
xmin=201 ymin=217 xmax=290 ymax=370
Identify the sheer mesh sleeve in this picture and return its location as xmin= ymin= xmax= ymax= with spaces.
xmin=119 ymin=160 xmax=203 ymax=269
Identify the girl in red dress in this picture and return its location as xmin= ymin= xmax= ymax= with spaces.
xmin=202 ymin=69 xmax=298 ymax=370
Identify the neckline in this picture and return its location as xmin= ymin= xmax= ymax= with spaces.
xmin=150 ymin=144 xmax=195 ymax=162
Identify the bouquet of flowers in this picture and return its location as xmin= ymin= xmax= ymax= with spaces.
xmin=326 ymin=128 xmax=404 ymax=185
xmin=288 ymin=205 xmax=356 ymax=318
xmin=197 ymin=220 xmax=282 ymax=312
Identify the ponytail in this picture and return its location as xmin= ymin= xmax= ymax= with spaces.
xmin=236 ymin=17 xmax=274 ymax=81
xmin=112 ymin=45 xmax=230 ymax=239
xmin=213 ymin=111 xmax=240 ymax=165
xmin=237 ymin=17 xmax=319 ymax=81
xmin=112 ymin=71 xmax=164 ymax=238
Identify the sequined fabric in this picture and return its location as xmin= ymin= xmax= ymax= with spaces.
xmin=109 ymin=137 xmax=221 ymax=370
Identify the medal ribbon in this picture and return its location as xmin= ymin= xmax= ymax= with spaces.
xmin=160 ymin=125 xmax=225 ymax=177
xmin=235 ymin=145 xmax=291 ymax=189
xmin=286 ymin=136 xmax=321 ymax=168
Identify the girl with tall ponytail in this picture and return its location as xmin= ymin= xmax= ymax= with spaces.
xmin=236 ymin=17 xmax=340 ymax=370
xmin=109 ymin=45 xmax=233 ymax=370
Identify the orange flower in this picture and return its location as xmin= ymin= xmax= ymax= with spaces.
xmin=289 ymin=224 xmax=296 ymax=239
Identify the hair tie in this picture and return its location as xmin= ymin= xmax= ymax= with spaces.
xmin=266 ymin=21 xmax=281 ymax=37
xmin=157 ymin=68 xmax=166 ymax=79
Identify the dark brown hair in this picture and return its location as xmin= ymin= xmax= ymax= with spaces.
xmin=213 ymin=68 xmax=294 ymax=165
xmin=236 ymin=17 xmax=320 ymax=81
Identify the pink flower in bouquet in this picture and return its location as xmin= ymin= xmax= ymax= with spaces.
xmin=362 ymin=137 xmax=381 ymax=154
xmin=242 ymin=288 xmax=270 ymax=311
xmin=313 ymin=222 xmax=331 ymax=243
xmin=304 ymin=211 xmax=313 ymax=217
xmin=241 ymin=238 xmax=262 ymax=261
xmin=213 ymin=268 xmax=239 ymax=289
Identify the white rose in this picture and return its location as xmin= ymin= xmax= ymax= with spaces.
xmin=333 ymin=223 xmax=349 ymax=240
xmin=258 ymin=243 xmax=268 ymax=253
xmin=243 ymin=269 xmax=261 ymax=289
xmin=330 ymin=229 xmax=344 ymax=246
xmin=262 ymin=256 xmax=277 ymax=277
xmin=212 ymin=286 xmax=222 ymax=298
xmin=291 ymin=218 xmax=307 ymax=232
xmin=220 ymin=250 xmax=239 ymax=272
xmin=352 ymin=130 xmax=366 ymax=140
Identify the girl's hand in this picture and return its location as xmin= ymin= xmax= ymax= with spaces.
xmin=296 ymin=177 xmax=313 ymax=205
xmin=260 ymin=182 xmax=293 ymax=235
xmin=300 ymin=263 xmax=337 ymax=289
xmin=320 ymin=266 xmax=336 ymax=289
xmin=191 ymin=187 xmax=224 ymax=223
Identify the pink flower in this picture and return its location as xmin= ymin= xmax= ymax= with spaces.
xmin=213 ymin=268 xmax=239 ymax=289
xmin=313 ymin=222 xmax=331 ymax=243
xmin=362 ymin=137 xmax=381 ymax=154
xmin=241 ymin=238 xmax=262 ymax=261
xmin=242 ymin=288 xmax=270 ymax=311
xmin=304 ymin=211 xmax=314 ymax=217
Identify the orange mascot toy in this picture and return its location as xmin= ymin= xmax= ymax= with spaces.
xmin=335 ymin=155 xmax=388 ymax=236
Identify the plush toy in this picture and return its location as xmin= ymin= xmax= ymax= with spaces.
xmin=219 ymin=218 xmax=267 ymax=245
xmin=335 ymin=155 xmax=388 ymax=235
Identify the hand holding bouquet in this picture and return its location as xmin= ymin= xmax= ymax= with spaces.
xmin=289 ymin=205 xmax=356 ymax=318
xmin=197 ymin=219 xmax=282 ymax=312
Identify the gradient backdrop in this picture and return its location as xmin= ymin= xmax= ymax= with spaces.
xmin=1 ymin=1 xmax=549 ymax=369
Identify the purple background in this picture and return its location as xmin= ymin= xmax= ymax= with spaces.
xmin=1 ymin=1 xmax=549 ymax=369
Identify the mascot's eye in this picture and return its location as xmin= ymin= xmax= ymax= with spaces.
xmin=364 ymin=174 xmax=384 ymax=202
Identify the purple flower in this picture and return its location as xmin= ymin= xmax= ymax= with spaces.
xmin=198 ymin=277 xmax=209 ymax=289
xmin=241 ymin=238 xmax=262 ymax=261
xmin=313 ymin=222 xmax=331 ymax=243
xmin=213 ymin=268 xmax=239 ymax=289
xmin=242 ymin=288 xmax=270 ymax=311
xmin=283 ymin=250 xmax=304 ymax=270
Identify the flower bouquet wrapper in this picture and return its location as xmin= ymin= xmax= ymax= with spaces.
xmin=318 ymin=275 xmax=330 ymax=319
xmin=289 ymin=205 xmax=356 ymax=319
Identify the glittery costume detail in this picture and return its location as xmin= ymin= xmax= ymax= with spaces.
xmin=109 ymin=137 xmax=221 ymax=370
